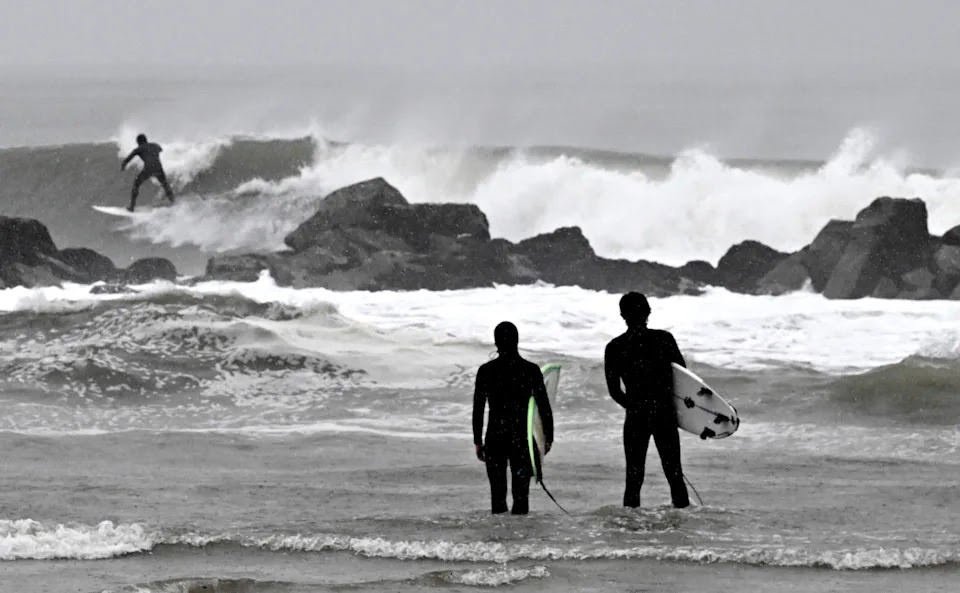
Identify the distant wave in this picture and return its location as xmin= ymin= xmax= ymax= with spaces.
xmin=3 ymin=127 xmax=960 ymax=269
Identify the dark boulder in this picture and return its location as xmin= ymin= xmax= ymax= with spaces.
xmin=679 ymin=260 xmax=720 ymax=286
xmin=756 ymin=253 xmax=811 ymax=295
xmin=121 ymin=258 xmax=178 ymax=284
xmin=284 ymin=178 xmax=407 ymax=253
xmin=2 ymin=263 xmax=61 ymax=288
xmin=514 ymin=226 xmax=596 ymax=268
xmin=823 ymin=198 xmax=930 ymax=299
xmin=0 ymin=216 xmax=110 ymax=287
xmin=898 ymin=268 xmax=939 ymax=300
xmin=205 ymin=253 xmax=292 ymax=285
xmin=871 ymin=277 xmax=899 ymax=299
xmin=0 ymin=217 xmax=58 ymax=264
xmin=58 ymin=248 xmax=118 ymax=282
xmin=587 ymin=258 xmax=688 ymax=296
xmin=942 ymin=225 xmax=960 ymax=247
xmin=799 ymin=220 xmax=854 ymax=292
xmin=715 ymin=240 xmax=790 ymax=293
xmin=932 ymin=244 xmax=960 ymax=297
xmin=283 ymin=177 xmax=490 ymax=253
xmin=512 ymin=226 xmax=682 ymax=295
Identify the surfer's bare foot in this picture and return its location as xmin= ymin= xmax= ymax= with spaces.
xmin=126 ymin=205 xmax=134 ymax=212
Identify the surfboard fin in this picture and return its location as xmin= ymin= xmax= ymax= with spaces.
xmin=697 ymin=387 xmax=713 ymax=397
xmin=699 ymin=427 xmax=716 ymax=440
xmin=683 ymin=397 xmax=695 ymax=409
xmin=713 ymin=413 xmax=730 ymax=424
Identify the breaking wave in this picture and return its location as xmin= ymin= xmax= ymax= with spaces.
xmin=2 ymin=520 xmax=956 ymax=570
xmin=3 ymin=127 xmax=960 ymax=273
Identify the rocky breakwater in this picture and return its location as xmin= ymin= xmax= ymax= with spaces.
xmin=206 ymin=179 xmax=960 ymax=299
xmin=205 ymin=177 xmax=693 ymax=296
xmin=0 ymin=216 xmax=177 ymax=289
xmin=696 ymin=196 xmax=960 ymax=300
xmin=7 ymin=180 xmax=957 ymax=301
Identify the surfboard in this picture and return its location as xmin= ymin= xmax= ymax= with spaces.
xmin=528 ymin=363 xmax=560 ymax=484
xmin=672 ymin=363 xmax=740 ymax=439
xmin=92 ymin=205 xmax=144 ymax=218
xmin=92 ymin=204 xmax=172 ymax=217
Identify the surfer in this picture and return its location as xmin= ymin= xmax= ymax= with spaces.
xmin=120 ymin=133 xmax=175 ymax=212
xmin=604 ymin=292 xmax=690 ymax=509
xmin=473 ymin=321 xmax=554 ymax=515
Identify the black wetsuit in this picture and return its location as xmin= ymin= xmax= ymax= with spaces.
xmin=122 ymin=142 xmax=174 ymax=210
xmin=604 ymin=327 xmax=689 ymax=508
xmin=473 ymin=352 xmax=554 ymax=514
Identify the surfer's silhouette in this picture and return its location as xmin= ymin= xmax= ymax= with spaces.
xmin=121 ymin=133 xmax=175 ymax=212
xmin=604 ymin=292 xmax=690 ymax=509
xmin=473 ymin=321 xmax=553 ymax=515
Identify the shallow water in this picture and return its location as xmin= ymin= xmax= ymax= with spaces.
xmin=1 ymin=283 xmax=957 ymax=592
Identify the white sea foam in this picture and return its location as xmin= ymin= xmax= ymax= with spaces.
xmin=446 ymin=565 xmax=550 ymax=586
xmin=0 ymin=519 xmax=155 ymax=560
xmin=246 ymin=533 xmax=959 ymax=570
xmin=101 ymin=128 xmax=960 ymax=264
xmin=1 ymin=522 xmax=953 ymax=569
xmin=3 ymin=276 xmax=960 ymax=376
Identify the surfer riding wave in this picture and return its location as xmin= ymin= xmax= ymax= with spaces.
xmin=121 ymin=133 xmax=175 ymax=212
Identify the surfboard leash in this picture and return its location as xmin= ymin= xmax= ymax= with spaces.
xmin=683 ymin=473 xmax=705 ymax=507
xmin=539 ymin=480 xmax=570 ymax=514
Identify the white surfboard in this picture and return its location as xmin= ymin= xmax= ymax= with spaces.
xmin=92 ymin=205 xmax=163 ymax=217
xmin=672 ymin=363 xmax=739 ymax=439
xmin=528 ymin=363 xmax=560 ymax=483
xmin=92 ymin=205 xmax=138 ymax=218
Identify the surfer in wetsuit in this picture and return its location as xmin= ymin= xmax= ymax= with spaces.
xmin=120 ymin=133 xmax=175 ymax=212
xmin=473 ymin=321 xmax=554 ymax=515
xmin=604 ymin=292 xmax=690 ymax=509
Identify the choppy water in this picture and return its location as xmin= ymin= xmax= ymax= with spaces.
xmin=0 ymin=280 xmax=958 ymax=592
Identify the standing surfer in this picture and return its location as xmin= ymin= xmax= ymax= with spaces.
xmin=604 ymin=292 xmax=690 ymax=509
xmin=473 ymin=321 xmax=554 ymax=515
xmin=120 ymin=133 xmax=175 ymax=212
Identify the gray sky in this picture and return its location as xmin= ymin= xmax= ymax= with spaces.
xmin=1 ymin=0 xmax=958 ymax=78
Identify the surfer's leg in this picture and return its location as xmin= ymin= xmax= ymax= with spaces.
xmin=156 ymin=171 xmax=175 ymax=203
xmin=128 ymin=170 xmax=151 ymax=211
xmin=485 ymin=449 xmax=509 ymax=514
xmin=508 ymin=452 xmax=530 ymax=515
xmin=654 ymin=426 xmax=689 ymax=508
xmin=623 ymin=414 xmax=651 ymax=507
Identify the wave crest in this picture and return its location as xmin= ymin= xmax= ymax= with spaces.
xmin=829 ymin=358 xmax=960 ymax=424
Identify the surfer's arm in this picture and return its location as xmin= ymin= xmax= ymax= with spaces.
xmin=667 ymin=333 xmax=686 ymax=368
xmin=120 ymin=148 xmax=140 ymax=170
xmin=604 ymin=343 xmax=632 ymax=410
xmin=472 ymin=367 xmax=488 ymax=446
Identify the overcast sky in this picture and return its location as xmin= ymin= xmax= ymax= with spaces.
xmin=1 ymin=0 xmax=958 ymax=78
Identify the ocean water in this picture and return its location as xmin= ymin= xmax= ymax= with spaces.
xmin=1 ymin=71 xmax=959 ymax=592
